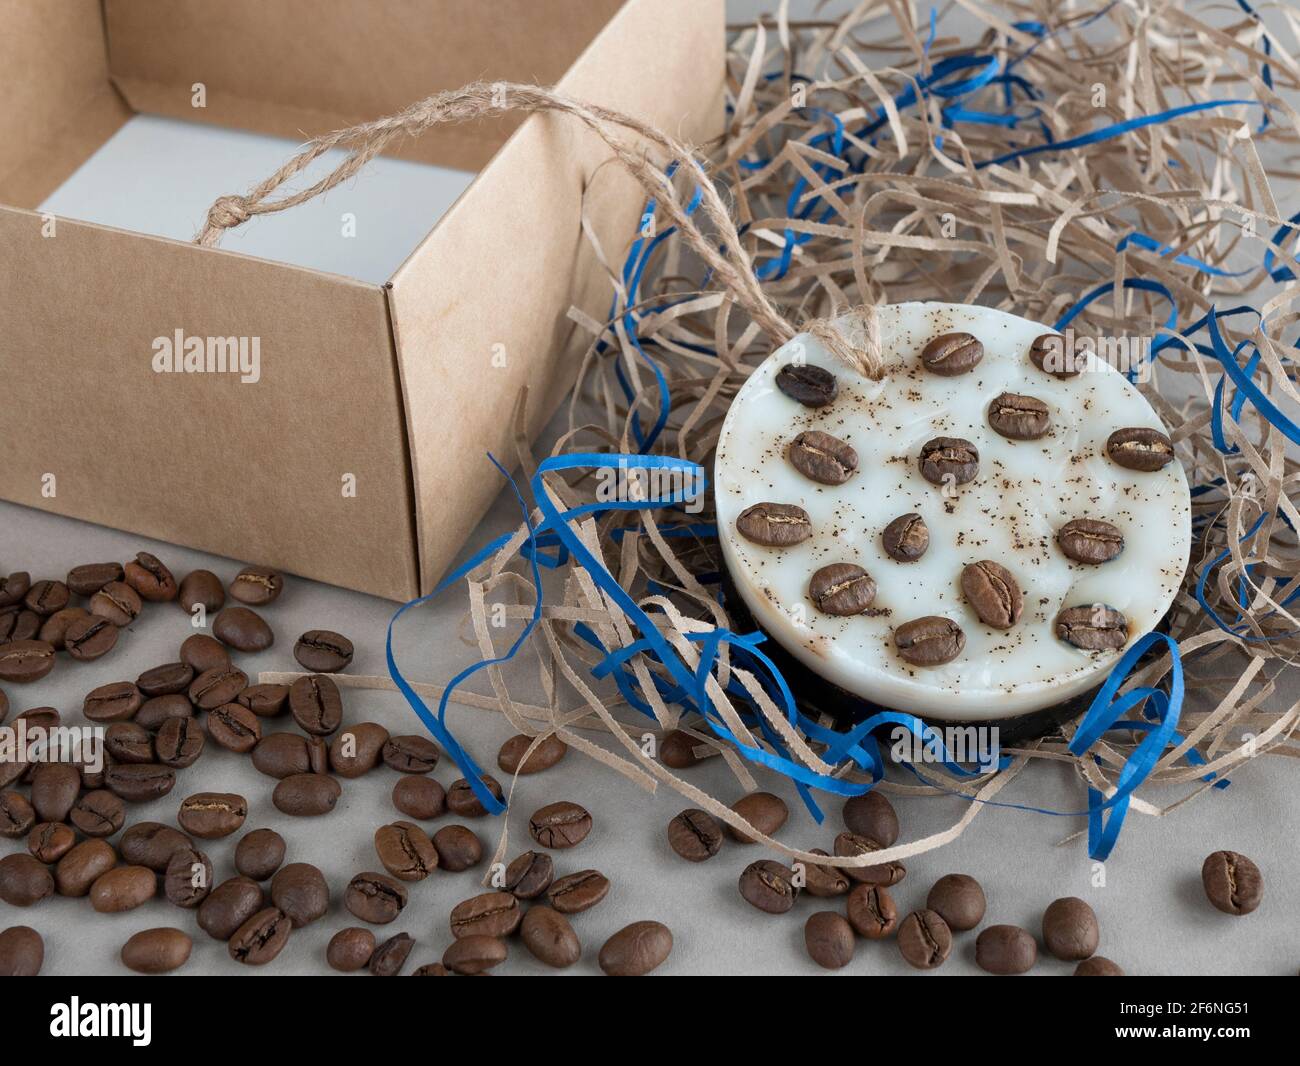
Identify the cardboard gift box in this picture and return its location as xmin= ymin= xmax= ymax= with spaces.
xmin=0 ymin=0 xmax=724 ymax=600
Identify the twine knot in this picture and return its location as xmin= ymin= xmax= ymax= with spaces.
xmin=805 ymin=305 xmax=884 ymax=380
xmin=207 ymin=195 xmax=253 ymax=230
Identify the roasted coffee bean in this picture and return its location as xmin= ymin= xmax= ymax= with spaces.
xmin=659 ymin=729 xmax=704 ymax=769
xmin=393 ymin=776 xmax=445 ymax=821
xmin=252 ymin=733 xmax=313 ymax=779
xmin=55 ymin=839 xmax=115 ymax=897
xmin=213 ymin=606 xmax=274 ymax=652
xmin=1106 ymin=426 xmax=1175 ymax=472
xmin=1075 ymin=956 xmax=1125 ymax=976
xmin=919 ymin=436 xmax=978 ymax=486
xmin=237 ymin=683 xmax=289 ymax=717
xmin=156 ymin=716 xmax=205 ymax=768
xmin=27 ymin=821 xmax=75 ymax=864
xmin=504 ymin=851 xmax=554 ymax=899
xmin=273 ymin=773 xmax=341 ymax=817
xmin=375 ymin=821 xmax=439 ymax=881
xmin=450 ymin=891 xmax=522 ymax=939
xmin=39 ymin=607 xmax=91 ymax=650
xmin=1202 ymin=850 xmax=1263 ymax=915
xmin=0 ymin=607 xmax=40 ymax=644
xmin=894 ymin=615 xmax=964 ymax=666
xmin=293 ymin=629 xmax=353 ymax=672
xmin=234 ymin=828 xmax=285 ymax=881
xmin=124 ymin=552 xmax=177 ymax=602
xmin=834 ymin=832 xmax=905 ymax=885
xmin=29 ymin=763 xmax=80 ymax=823
xmin=179 ymin=633 xmax=231 ymax=674
xmin=0 ymin=572 xmax=31 ymax=608
xmin=90 ymin=865 xmax=156 ymax=913
xmin=83 ymin=681 xmax=142 ymax=723
xmin=843 ymin=790 xmax=899 ymax=847
xmin=898 ymin=909 xmax=952 ymax=969
xmin=137 ymin=661 xmax=194 ymax=697
xmin=69 ymin=790 xmax=125 ymax=838
xmin=788 ymin=430 xmax=858 ymax=485
xmin=106 ymin=721 xmax=155 ymax=764
xmin=75 ymin=755 xmax=106 ymax=791
xmin=847 ymin=883 xmax=898 ymax=939
xmin=987 ymin=392 xmax=1051 ymax=440
xmin=726 ymin=791 xmax=788 ymax=844
xmin=24 ymin=579 xmax=69 ymax=616
xmin=135 ymin=694 xmax=192 ymax=731
xmin=921 ymin=331 xmax=983 ymax=376
xmin=270 ymin=863 xmax=330 ymax=927
xmin=0 ymin=688 xmax=8 ymax=726
xmin=1043 ymin=896 xmax=1099 ymax=960
xmin=197 ymin=877 xmax=264 ymax=941
xmin=0 ymin=854 xmax=53 ymax=906
xmin=808 ymin=563 xmax=876 ymax=616
xmin=521 ymin=905 xmax=581 ymax=968
xmin=89 ymin=581 xmax=142 ymax=626
xmin=1055 ymin=604 xmax=1128 ymax=651
xmin=15 ymin=706 xmax=57 ymax=731
xmin=229 ymin=907 xmax=292 ymax=965
xmin=805 ymin=911 xmax=855 ymax=970
xmin=1058 ymin=518 xmax=1124 ymax=564
xmin=66 ymin=563 xmax=123 ymax=597
xmin=178 ymin=570 xmax=225 ymax=614
xmin=207 ymin=702 xmax=262 ymax=754
xmin=121 ymin=928 xmax=192 ymax=974
xmin=327 ymin=927 xmax=376 ymax=972
xmin=329 ymin=722 xmax=389 ymax=778
xmin=288 ymin=674 xmax=342 ymax=736
xmin=345 ymin=871 xmax=408 ymax=924
xmin=64 ymin=617 xmax=118 ymax=662
xmin=528 ymin=801 xmax=592 ymax=849
xmin=432 ymin=825 xmax=484 ymax=872
xmin=736 ymin=501 xmax=813 ymax=547
xmin=369 ymin=932 xmax=415 ymax=976
xmin=178 ymin=792 xmax=247 ymax=839
xmin=447 ymin=775 xmax=503 ymax=817
xmin=0 ymin=926 xmax=43 ymax=975
xmin=382 ymin=734 xmax=441 ymax=773
xmin=118 ymin=823 xmax=191 ymax=871
xmin=802 ymin=849 xmax=851 ymax=898
xmin=961 ymin=560 xmax=1023 ymax=629
xmin=926 ymin=873 xmax=986 ymax=932
xmin=739 ymin=859 xmax=799 ymax=914
xmin=0 ymin=790 xmax=35 ymax=838
xmin=0 ymin=640 xmax=56 ymax=683
xmin=976 ymin=924 xmax=1038 ymax=974
xmin=546 ymin=869 xmax=610 ymax=914
xmin=497 ymin=733 xmax=567 ymax=775
xmin=599 ymin=921 xmax=672 ymax=976
xmin=775 ymin=362 xmax=837 ymax=406
xmin=189 ymin=666 xmax=248 ymax=711
xmin=164 ymin=847 xmax=214 ymax=908
xmin=882 ymin=513 xmax=929 ymax=562
xmin=412 ymin=963 xmax=450 ymax=976
xmin=1029 ymin=332 xmax=1080 ymax=377
xmin=443 ymin=935 xmax=507 ymax=975
xmin=667 ymin=808 xmax=723 ymax=862
xmin=229 ymin=565 xmax=283 ymax=606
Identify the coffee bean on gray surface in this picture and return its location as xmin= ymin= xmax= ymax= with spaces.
xmin=1042 ymin=896 xmax=1100 ymax=960
xmin=0 ymin=853 xmax=54 ymax=906
xmin=1106 ymin=426 xmax=1175 ymax=471
xmin=847 ymin=883 xmax=898 ymax=939
xmin=327 ymin=927 xmax=376 ymax=972
xmin=775 ymin=362 xmax=836 ymax=406
xmin=228 ymin=907 xmax=292 ymax=965
xmin=179 ymin=633 xmax=232 ymax=675
xmin=1057 ymin=518 xmax=1124 ymax=564
xmin=39 ymin=607 xmax=91 ymax=650
xmin=119 ymin=822 xmax=192 ymax=871
xmin=450 ymin=892 xmax=522 ymax=939
xmin=987 ymin=392 xmax=1051 ymax=440
xmin=842 ymin=790 xmax=899 ymax=846
xmin=726 ymin=791 xmax=788 ymax=844
xmin=213 ymin=606 xmax=274 ymax=652
xmin=0 ymin=608 xmax=40 ymax=645
xmin=229 ymin=565 xmax=284 ymax=606
xmin=431 ymin=825 xmax=484 ymax=872
xmin=504 ymin=850 xmax=554 ymax=899
xmin=235 ymin=828 xmax=286 ymax=881
xmin=69 ymin=790 xmax=125 ymax=838
xmin=270 ymin=863 xmax=330 ymax=927
xmin=66 ymin=562 xmax=123 ymax=597
xmin=237 ymin=683 xmax=289 ymax=717
xmin=528 ymin=801 xmax=592 ymax=849
xmin=369 ymin=932 xmax=415 ymax=977
xmin=289 ymin=674 xmax=343 ymax=736
xmin=393 ymin=776 xmax=445 ymax=820
xmin=805 ymin=911 xmax=855 ymax=970
xmin=443 ymin=935 xmax=508 ymax=975
xmin=894 ymin=615 xmax=964 ymax=666
xmin=1055 ymin=605 xmax=1128 ymax=651
xmin=121 ymin=928 xmax=192 ymax=974
xmin=0 ymin=572 xmax=29 ymax=609
xmin=411 ymin=963 xmax=450 ymax=976
xmin=89 ymin=581 xmax=142 ymax=626
xmin=137 ymin=661 xmax=194 ymax=697
xmin=497 ymin=733 xmax=568 ymax=775
xmin=156 ymin=716 xmax=205 ymax=768
xmin=667 ymin=808 xmax=723 ymax=862
xmin=382 ymin=734 xmax=441 ymax=773
xmin=28 ymin=822 xmax=75 ymax=864
xmin=0 ymin=925 xmax=44 ymax=976
xmin=659 ymin=730 xmax=704 ymax=769
xmin=329 ymin=722 xmax=390 ymax=778
xmin=55 ymin=839 xmax=116 ymax=897
xmin=1074 ymin=956 xmax=1125 ymax=976
xmin=802 ymin=849 xmax=851 ymax=898
xmin=135 ymin=694 xmax=192 ymax=731
xmin=252 ymin=733 xmax=313 ymax=779
xmin=178 ymin=792 xmax=247 ymax=839
xmin=164 ymin=847 xmax=214 ymax=908
xmin=0 ymin=790 xmax=35 ymax=838
xmin=788 ymin=429 xmax=858 ymax=485
xmin=293 ymin=629 xmax=353 ymax=672
xmin=1029 ymin=332 xmax=1079 ymax=377
xmin=521 ymin=905 xmax=581 ymax=968
xmin=124 ymin=552 xmax=177 ymax=602
xmin=546 ymin=869 xmax=610 ymax=914
xmin=961 ymin=560 xmax=1024 ymax=629
xmin=207 ymin=702 xmax=262 ymax=754
xmin=89 ymin=865 xmax=156 ymax=913
xmin=374 ymin=821 xmax=439 ymax=881
xmin=197 ymin=877 xmax=265 ymax=941
xmin=834 ymin=832 xmax=905 ymax=885
xmin=1202 ymin=850 xmax=1263 ymax=915
xmin=345 ymin=871 xmax=408 ymax=924
xmin=739 ymin=859 xmax=799 ymax=914
xmin=599 ymin=921 xmax=673 ymax=977
xmin=29 ymin=763 xmax=80 ymax=822
xmin=178 ymin=570 xmax=225 ymax=614
xmin=736 ymin=502 xmax=813 ymax=547
xmin=0 ymin=640 xmax=56 ymax=683
xmin=882 ymin=512 xmax=929 ymax=562
xmin=926 ymin=873 xmax=986 ymax=932
xmin=919 ymin=436 xmax=978 ymax=486
xmin=24 ymin=579 xmax=70 ymax=616
xmin=808 ymin=563 xmax=876 ymax=616
xmin=921 ymin=331 xmax=983 ymax=375
xmin=976 ymin=924 xmax=1038 ymax=974
xmin=106 ymin=721 xmax=155 ymax=764
xmin=898 ymin=909 xmax=952 ymax=969
xmin=189 ymin=666 xmax=248 ymax=711
xmin=273 ymin=773 xmax=342 ymax=817
xmin=84 ymin=681 xmax=144 ymax=723
xmin=447 ymin=775 xmax=503 ymax=817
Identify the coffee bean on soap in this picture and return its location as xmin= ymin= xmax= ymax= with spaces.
xmin=739 ymin=860 xmax=799 ymax=914
xmin=213 ymin=606 xmax=274 ymax=652
xmin=521 ymin=905 xmax=581 ymax=968
xmin=843 ymin=790 xmax=898 ymax=846
xmin=89 ymin=581 xmax=141 ymax=626
xmin=920 ymin=331 xmax=983 ymax=375
xmin=270 ymin=863 xmax=330 ymax=927
xmin=327 ymin=927 xmax=376 ymax=972
xmin=808 ymin=563 xmax=876 ymax=616
xmin=177 ymin=792 xmax=247 ymax=838
xmin=667 ymin=808 xmax=723 ymax=862
xmin=736 ymin=502 xmax=813 ymax=547
xmin=293 ymin=629 xmax=353 ymax=672
xmin=178 ymin=570 xmax=225 ymax=614
xmin=1042 ymin=896 xmax=1100 ymax=960
xmin=987 ymin=392 xmax=1051 ymax=440
xmin=1029 ymin=332 xmax=1079 ymax=377
xmin=382 ymin=735 xmax=440 ymax=773
xmin=497 ymin=733 xmax=567 ymax=775
xmin=847 ymin=883 xmax=898 ymax=938
xmin=1057 ymin=518 xmax=1124 ymax=564
xmin=528 ymin=801 xmax=592 ymax=849
xmin=599 ymin=921 xmax=672 ymax=976
xmin=66 ymin=563 xmax=123 ymax=597
xmin=446 ymin=775 xmax=503 ymax=817
xmin=197 ymin=877 xmax=264 ymax=941
xmin=802 ymin=849 xmax=850 ymax=898
xmin=449 ymin=892 xmax=521 ymax=939
xmin=882 ymin=513 xmax=929 ymax=562
xmin=898 ymin=909 xmax=952 ymax=969
xmin=1202 ymin=850 xmax=1263 ymax=915
xmin=894 ymin=616 xmax=964 ymax=666
xmin=393 ymin=776 xmax=445 ymax=820
xmin=228 ymin=908 xmax=291 ymax=965
xmin=235 ymin=828 xmax=286 ymax=881
xmin=775 ymin=363 xmax=836 ymax=406
xmin=124 ymin=552 xmax=177 ymax=602
xmin=443 ymin=935 xmax=507 ymax=975
xmin=289 ymin=675 xmax=342 ymax=736
xmin=1074 ymin=956 xmax=1125 ymax=976
xmin=805 ymin=911 xmax=855 ymax=969
xmin=1055 ymin=605 xmax=1128 ymax=651
xmin=273 ymin=773 xmax=342 ymax=817
xmin=976 ymin=924 xmax=1038 ymax=974
xmin=431 ymin=825 xmax=483 ymax=872
xmin=0 ymin=926 xmax=44 ymax=975
xmin=24 ymin=579 xmax=69 ymax=616
xmin=926 ymin=873 xmax=986 ymax=932
xmin=345 ymin=871 xmax=408 ymax=924
xmin=503 ymin=851 xmax=554 ymax=899
xmin=919 ymin=436 xmax=978 ymax=485
xmin=546 ymin=869 xmax=609 ymax=914
xmin=121 ymin=928 xmax=192 ymax=974
xmin=726 ymin=791 xmax=788 ymax=843
xmin=788 ymin=430 xmax=858 ymax=485
xmin=1106 ymin=427 xmax=1175 ymax=471
xmin=834 ymin=831 xmax=905 ymax=885
xmin=374 ymin=821 xmax=439 ymax=881
xmin=369 ymin=932 xmax=415 ymax=976
xmin=0 ymin=640 xmax=56 ymax=683
xmin=229 ymin=565 xmax=283 ymax=606
xmin=960 ymin=560 xmax=1023 ymax=629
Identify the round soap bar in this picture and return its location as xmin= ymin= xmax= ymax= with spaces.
xmin=714 ymin=302 xmax=1190 ymax=722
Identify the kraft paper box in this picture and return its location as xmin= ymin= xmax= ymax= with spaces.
xmin=0 ymin=0 xmax=724 ymax=601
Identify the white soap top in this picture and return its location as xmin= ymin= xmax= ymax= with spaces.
xmin=714 ymin=302 xmax=1191 ymax=721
